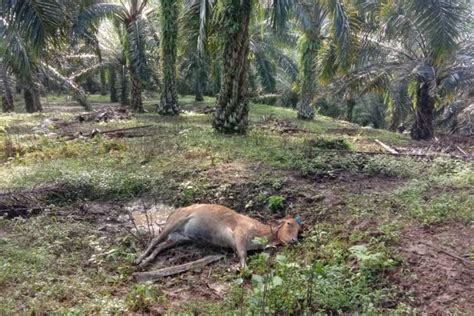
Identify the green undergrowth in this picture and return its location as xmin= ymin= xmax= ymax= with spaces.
xmin=1 ymin=95 xmax=472 ymax=313
xmin=178 ymin=223 xmax=407 ymax=314
xmin=346 ymin=157 xmax=474 ymax=225
xmin=0 ymin=216 xmax=140 ymax=314
xmin=1 ymin=119 xmax=416 ymax=201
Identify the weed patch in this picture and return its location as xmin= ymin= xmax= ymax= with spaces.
xmin=220 ymin=224 xmax=400 ymax=314
xmin=0 ymin=216 xmax=137 ymax=314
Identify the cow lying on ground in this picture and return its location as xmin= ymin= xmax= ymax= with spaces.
xmin=135 ymin=204 xmax=301 ymax=268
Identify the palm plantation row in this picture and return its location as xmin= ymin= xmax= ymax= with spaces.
xmin=1 ymin=0 xmax=472 ymax=139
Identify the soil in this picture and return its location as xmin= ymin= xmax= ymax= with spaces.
xmin=394 ymin=223 xmax=474 ymax=314
xmin=2 ymin=136 xmax=472 ymax=313
xmin=404 ymin=134 xmax=474 ymax=156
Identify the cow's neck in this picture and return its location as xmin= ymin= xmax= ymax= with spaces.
xmin=253 ymin=222 xmax=281 ymax=247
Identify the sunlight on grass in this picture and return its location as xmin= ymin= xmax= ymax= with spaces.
xmin=0 ymin=95 xmax=472 ymax=314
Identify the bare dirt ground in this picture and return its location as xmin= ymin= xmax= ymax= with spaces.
xmin=2 ymin=104 xmax=473 ymax=313
xmin=395 ymin=224 xmax=474 ymax=314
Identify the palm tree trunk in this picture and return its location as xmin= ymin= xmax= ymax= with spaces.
xmin=95 ymin=43 xmax=107 ymax=96
xmin=109 ymin=65 xmax=119 ymax=103
xmin=410 ymin=83 xmax=435 ymax=140
xmin=346 ymin=98 xmax=356 ymax=122
xmin=120 ymin=64 xmax=130 ymax=106
xmin=195 ymin=80 xmax=204 ymax=101
xmin=32 ymin=85 xmax=42 ymax=112
xmin=213 ymin=0 xmax=252 ymax=134
xmin=31 ymin=70 xmax=43 ymax=112
xmin=194 ymin=61 xmax=204 ymax=102
xmin=211 ymin=60 xmax=221 ymax=96
xmin=24 ymin=89 xmax=35 ymax=113
xmin=297 ymin=33 xmax=320 ymax=120
xmin=1 ymin=67 xmax=14 ymax=112
xmin=389 ymin=105 xmax=402 ymax=131
xmin=129 ymin=69 xmax=144 ymax=112
xmin=66 ymin=79 xmax=91 ymax=111
xmin=158 ymin=0 xmax=179 ymax=115
xmin=74 ymin=89 xmax=92 ymax=111
xmin=43 ymin=63 xmax=91 ymax=111
xmin=15 ymin=75 xmax=22 ymax=94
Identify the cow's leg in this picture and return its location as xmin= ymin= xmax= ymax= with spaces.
xmin=138 ymin=234 xmax=188 ymax=268
xmin=233 ymin=231 xmax=248 ymax=269
xmin=135 ymin=218 xmax=189 ymax=265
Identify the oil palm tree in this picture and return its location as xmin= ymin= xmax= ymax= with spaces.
xmin=1 ymin=0 xmax=98 ymax=111
xmin=180 ymin=0 xmax=215 ymax=102
xmin=75 ymin=0 xmax=154 ymax=112
xmin=180 ymin=1 xmax=297 ymax=101
xmin=212 ymin=0 xmax=357 ymax=133
xmin=157 ymin=0 xmax=180 ymax=115
xmin=212 ymin=0 xmax=252 ymax=133
xmin=331 ymin=0 xmax=471 ymax=140
xmin=249 ymin=22 xmax=299 ymax=95
xmin=0 ymin=61 xmax=14 ymax=112
xmin=0 ymin=0 xmax=65 ymax=112
xmin=293 ymin=1 xmax=327 ymax=120
xmin=293 ymin=0 xmax=361 ymax=120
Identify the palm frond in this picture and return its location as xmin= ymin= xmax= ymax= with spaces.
xmin=318 ymin=41 xmax=338 ymax=84
xmin=409 ymin=0 xmax=467 ymax=63
xmin=254 ymin=49 xmax=277 ymax=93
xmin=0 ymin=18 xmax=32 ymax=74
xmin=73 ymin=3 xmax=124 ymax=39
xmin=127 ymin=16 xmax=150 ymax=80
xmin=2 ymin=0 xmax=64 ymax=50
xmin=40 ymin=61 xmax=91 ymax=109
xmin=270 ymin=0 xmax=292 ymax=33
xmin=69 ymin=61 xmax=111 ymax=80
xmin=326 ymin=0 xmax=361 ymax=69
xmin=0 ymin=62 xmax=16 ymax=96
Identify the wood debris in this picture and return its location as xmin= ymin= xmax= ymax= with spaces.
xmin=0 ymin=203 xmax=43 ymax=218
xmin=375 ymin=139 xmax=399 ymax=154
xmin=65 ymin=125 xmax=153 ymax=140
xmin=133 ymin=255 xmax=225 ymax=282
xmin=76 ymin=107 xmax=130 ymax=123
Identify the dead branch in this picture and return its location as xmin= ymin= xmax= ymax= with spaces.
xmin=456 ymin=145 xmax=470 ymax=157
xmin=279 ymin=127 xmax=319 ymax=134
xmin=419 ymin=241 xmax=474 ymax=269
xmin=133 ymin=255 xmax=225 ymax=282
xmin=64 ymin=125 xmax=153 ymax=140
xmin=0 ymin=204 xmax=43 ymax=218
xmin=312 ymin=149 xmax=473 ymax=161
xmin=375 ymin=139 xmax=399 ymax=154
xmin=76 ymin=107 xmax=130 ymax=123
xmin=120 ymin=224 xmax=142 ymax=243
xmin=99 ymin=125 xmax=153 ymax=135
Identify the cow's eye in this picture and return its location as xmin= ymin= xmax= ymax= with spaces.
xmin=287 ymin=222 xmax=291 ymax=226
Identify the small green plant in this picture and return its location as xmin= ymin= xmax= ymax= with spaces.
xmin=308 ymin=137 xmax=352 ymax=150
xmin=178 ymin=180 xmax=203 ymax=205
xmin=271 ymin=179 xmax=283 ymax=190
xmin=349 ymin=245 xmax=395 ymax=281
xmin=233 ymin=252 xmax=392 ymax=314
xmin=126 ymin=282 xmax=158 ymax=312
xmin=2 ymin=136 xmax=25 ymax=159
xmin=268 ymin=195 xmax=285 ymax=212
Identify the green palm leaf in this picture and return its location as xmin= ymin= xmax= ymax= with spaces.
xmin=73 ymin=3 xmax=124 ymax=39
xmin=127 ymin=17 xmax=150 ymax=80
xmin=409 ymin=0 xmax=467 ymax=63
xmin=2 ymin=0 xmax=64 ymax=50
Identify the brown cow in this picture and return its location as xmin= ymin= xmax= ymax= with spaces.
xmin=135 ymin=204 xmax=301 ymax=268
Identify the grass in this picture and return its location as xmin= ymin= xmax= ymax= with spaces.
xmin=0 ymin=216 xmax=139 ymax=314
xmin=1 ymin=94 xmax=473 ymax=313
